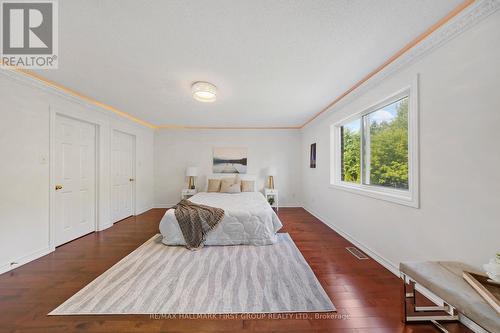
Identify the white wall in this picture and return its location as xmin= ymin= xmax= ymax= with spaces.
xmin=155 ymin=129 xmax=301 ymax=207
xmin=0 ymin=72 xmax=155 ymax=274
xmin=301 ymin=11 xmax=500 ymax=269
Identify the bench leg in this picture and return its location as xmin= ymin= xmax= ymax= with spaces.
xmin=431 ymin=319 xmax=451 ymax=333
xmin=401 ymin=273 xmax=459 ymax=332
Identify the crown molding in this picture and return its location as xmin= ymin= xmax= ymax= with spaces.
xmin=156 ymin=125 xmax=301 ymax=130
xmin=1 ymin=0 xmax=498 ymax=131
xmin=301 ymin=0 xmax=500 ymax=128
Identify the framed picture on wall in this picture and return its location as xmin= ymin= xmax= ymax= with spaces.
xmin=213 ymin=147 xmax=248 ymax=174
xmin=310 ymin=143 xmax=316 ymax=168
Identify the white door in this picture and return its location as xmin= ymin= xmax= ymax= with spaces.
xmin=111 ymin=130 xmax=135 ymax=222
xmin=54 ymin=115 xmax=96 ymax=246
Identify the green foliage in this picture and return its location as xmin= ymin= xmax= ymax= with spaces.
xmin=369 ymin=99 xmax=409 ymax=189
xmin=341 ymin=99 xmax=409 ymax=189
xmin=341 ymin=127 xmax=361 ymax=183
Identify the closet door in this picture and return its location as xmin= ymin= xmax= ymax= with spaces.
xmin=54 ymin=115 xmax=96 ymax=246
xmin=111 ymin=130 xmax=135 ymax=222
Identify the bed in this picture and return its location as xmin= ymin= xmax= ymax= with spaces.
xmin=159 ymin=176 xmax=283 ymax=246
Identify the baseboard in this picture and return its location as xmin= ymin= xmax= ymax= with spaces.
xmin=302 ymin=206 xmax=444 ymax=307
xmin=304 ymin=206 xmax=400 ymax=273
xmin=154 ymin=203 xmax=176 ymax=209
xmin=0 ymin=246 xmax=54 ymax=275
xmin=97 ymin=223 xmax=113 ymax=231
xmin=136 ymin=204 xmax=153 ymax=215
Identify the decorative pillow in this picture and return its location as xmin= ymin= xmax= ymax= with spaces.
xmin=241 ymin=180 xmax=255 ymax=192
xmin=225 ymin=183 xmax=242 ymax=193
xmin=220 ymin=177 xmax=241 ymax=193
xmin=207 ymin=179 xmax=221 ymax=192
xmin=219 ymin=177 xmax=234 ymax=192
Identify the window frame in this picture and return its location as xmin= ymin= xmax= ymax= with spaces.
xmin=330 ymin=79 xmax=419 ymax=208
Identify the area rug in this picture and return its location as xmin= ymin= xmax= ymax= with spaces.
xmin=49 ymin=233 xmax=335 ymax=315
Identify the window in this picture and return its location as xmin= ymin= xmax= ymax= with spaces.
xmin=340 ymin=119 xmax=361 ymax=184
xmin=331 ymin=85 xmax=418 ymax=207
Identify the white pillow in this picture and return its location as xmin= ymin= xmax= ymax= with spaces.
xmin=241 ymin=180 xmax=255 ymax=192
xmin=220 ymin=176 xmax=241 ymax=193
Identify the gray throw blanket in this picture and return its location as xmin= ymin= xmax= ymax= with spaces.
xmin=173 ymin=199 xmax=225 ymax=250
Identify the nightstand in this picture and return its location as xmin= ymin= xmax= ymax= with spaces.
xmin=181 ymin=188 xmax=197 ymax=200
xmin=264 ymin=189 xmax=279 ymax=211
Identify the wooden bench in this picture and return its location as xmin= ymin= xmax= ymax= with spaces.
xmin=400 ymin=261 xmax=500 ymax=333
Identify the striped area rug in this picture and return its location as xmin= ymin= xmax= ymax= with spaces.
xmin=49 ymin=233 xmax=335 ymax=315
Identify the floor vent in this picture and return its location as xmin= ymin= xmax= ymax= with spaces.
xmin=346 ymin=247 xmax=370 ymax=260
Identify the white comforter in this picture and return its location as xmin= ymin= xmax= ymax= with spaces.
xmin=159 ymin=192 xmax=283 ymax=246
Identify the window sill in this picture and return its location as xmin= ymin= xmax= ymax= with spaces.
xmin=329 ymin=182 xmax=419 ymax=208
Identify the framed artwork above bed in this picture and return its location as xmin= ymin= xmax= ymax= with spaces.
xmin=213 ymin=147 xmax=248 ymax=174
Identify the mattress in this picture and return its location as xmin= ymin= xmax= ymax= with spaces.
xmin=160 ymin=192 xmax=283 ymax=246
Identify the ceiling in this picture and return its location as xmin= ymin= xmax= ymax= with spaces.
xmin=32 ymin=0 xmax=464 ymax=128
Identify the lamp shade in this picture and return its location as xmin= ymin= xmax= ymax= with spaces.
xmin=267 ymin=167 xmax=277 ymax=176
xmin=185 ymin=167 xmax=198 ymax=177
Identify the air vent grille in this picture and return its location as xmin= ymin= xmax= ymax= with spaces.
xmin=346 ymin=247 xmax=369 ymax=260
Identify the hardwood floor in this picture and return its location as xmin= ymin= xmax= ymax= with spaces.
xmin=0 ymin=208 xmax=472 ymax=333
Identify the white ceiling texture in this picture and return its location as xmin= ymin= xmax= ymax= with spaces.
xmin=33 ymin=0 xmax=464 ymax=128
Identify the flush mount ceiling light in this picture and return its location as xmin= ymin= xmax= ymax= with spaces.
xmin=192 ymin=81 xmax=217 ymax=102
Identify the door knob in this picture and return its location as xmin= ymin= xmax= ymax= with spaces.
xmin=55 ymin=185 xmax=63 ymax=190
xmin=129 ymin=178 xmax=135 ymax=182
